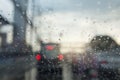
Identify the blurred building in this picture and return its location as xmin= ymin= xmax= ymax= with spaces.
xmin=0 ymin=15 xmax=10 ymax=52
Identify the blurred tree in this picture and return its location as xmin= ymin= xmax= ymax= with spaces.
xmin=90 ymin=35 xmax=119 ymax=51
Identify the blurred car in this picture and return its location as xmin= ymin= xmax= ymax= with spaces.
xmin=36 ymin=41 xmax=64 ymax=75
xmin=96 ymin=49 xmax=120 ymax=79
xmin=90 ymin=35 xmax=120 ymax=79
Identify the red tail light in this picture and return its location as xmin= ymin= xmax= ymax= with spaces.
xmin=58 ymin=54 xmax=64 ymax=61
xmin=100 ymin=60 xmax=108 ymax=64
xmin=36 ymin=54 xmax=41 ymax=61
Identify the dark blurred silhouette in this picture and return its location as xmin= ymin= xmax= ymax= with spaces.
xmin=0 ymin=15 xmax=9 ymax=48
xmin=90 ymin=35 xmax=119 ymax=51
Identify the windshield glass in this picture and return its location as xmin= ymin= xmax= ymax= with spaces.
xmin=0 ymin=0 xmax=120 ymax=80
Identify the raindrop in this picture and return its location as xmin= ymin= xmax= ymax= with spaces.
xmin=73 ymin=19 xmax=77 ymax=21
xmin=98 ymin=38 xmax=101 ymax=40
xmin=97 ymin=1 xmax=101 ymax=5
xmin=107 ymin=37 xmax=109 ymax=40
xmin=22 ymin=12 xmax=25 ymax=15
xmin=16 ymin=4 xmax=20 ymax=7
xmin=108 ymin=5 xmax=112 ymax=9
xmin=93 ymin=21 xmax=96 ymax=24
xmin=27 ymin=20 xmax=31 ymax=25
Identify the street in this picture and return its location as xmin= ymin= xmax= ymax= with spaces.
xmin=0 ymin=59 xmax=120 ymax=80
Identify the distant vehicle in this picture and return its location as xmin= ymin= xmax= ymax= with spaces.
xmin=90 ymin=35 xmax=120 ymax=79
xmin=36 ymin=41 xmax=64 ymax=75
xmin=96 ymin=49 xmax=120 ymax=79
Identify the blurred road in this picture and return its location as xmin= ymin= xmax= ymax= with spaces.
xmin=0 ymin=59 xmax=120 ymax=80
xmin=0 ymin=61 xmax=105 ymax=80
xmin=63 ymin=62 xmax=73 ymax=80
xmin=0 ymin=67 xmax=37 ymax=80
xmin=36 ymin=62 xmax=72 ymax=80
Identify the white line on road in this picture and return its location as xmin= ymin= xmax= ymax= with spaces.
xmin=63 ymin=63 xmax=73 ymax=80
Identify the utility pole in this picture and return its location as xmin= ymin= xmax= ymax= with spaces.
xmin=12 ymin=0 xmax=32 ymax=53
xmin=12 ymin=0 xmax=28 ymax=43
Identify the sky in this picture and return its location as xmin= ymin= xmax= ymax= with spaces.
xmin=1 ymin=0 xmax=120 ymax=52
xmin=35 ymin=0 xmax=120 ymax=44
xmin=0 ymin=0 xmax=14 ymax=22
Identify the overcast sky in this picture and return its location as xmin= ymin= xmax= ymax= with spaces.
xmin=0 ymin=0 xmax=14 ymax=22
xmin=35 ymin=0 xmax=120 ymax=44
xmin=1 ymin=0 xmax=120 ymax=46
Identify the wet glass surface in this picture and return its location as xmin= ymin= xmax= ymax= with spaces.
xmin=0 ymin=0 xmax=120 ymax=80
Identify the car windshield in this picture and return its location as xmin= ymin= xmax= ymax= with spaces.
xmin=0 ymin=0 xmax=120 ymax=80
